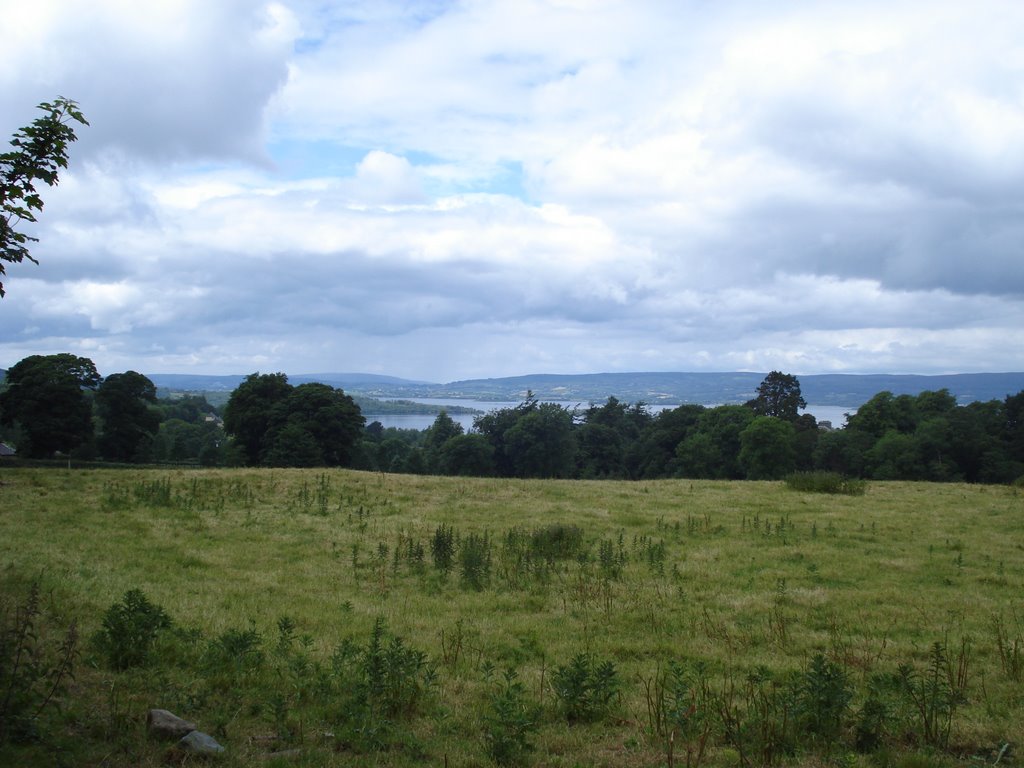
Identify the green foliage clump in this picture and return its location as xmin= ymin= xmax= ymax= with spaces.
xmin=431 ymin=523 xmax=456 ymax=574
xmin=92 ymin=589 xmax=172 ymax=670
xmin=796 ymin=653 xmax=852 ymax=740
xmin=202 ymin=623 xmax=265 ymax=680
xmin=551 ymin=653 xmax=620 ymax=722
xmin=482 ymin=668 xmax=539 ymax=766
xmin=529 ymin=523 xmax=583 ymax=560
xmin=329 ymin=618 xmax=435 ymax=753
xmin=1 ymin=97 xmax=88 ymax=298
xmin=784 ymin=471 xmax=867 ymax=495
xmin=459 ymin=532 xmax=492 ymax=590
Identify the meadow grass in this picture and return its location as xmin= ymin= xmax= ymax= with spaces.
xmin=1 ymin=466 xmax=1022 ymax=766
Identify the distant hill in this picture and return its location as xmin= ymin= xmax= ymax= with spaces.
xmin=145 ymin=372 xmax=435 ymax=392
xmin=423 ymin=371 xmax=1024 ymax=407
xmin=116 ymin=370 xmax=1024 ymax=409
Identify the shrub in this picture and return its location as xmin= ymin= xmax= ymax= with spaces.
xmin=529 ymin=523 xmax=583 ymax=561
xmin=93 ymin=589 xmax=172 ymax=670
xmin=329 ymin=618 xmax=435 ymax=753
xmin=431 ymin=524 xmax=456 ymax=574
xmin=482 ymin=668 xmax=539 ymax=765
xmin=460 ymin=532 xmax=492 ymax=590
xmin=551 ymin=653 xmax=620 ymax=722
xmin=203 ymin=623 xmax=265 ymax=678
xmin=795 ymin=653 xmax=851 ymax=740
xmin=784 ymin=471 xmax=867 ymax=496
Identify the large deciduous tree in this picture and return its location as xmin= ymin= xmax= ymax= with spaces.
xmin=748 ymin=371 xmax=806 ymax=421
xmin=223 ymin=372 xmax=291 ymax=465
xmin=739 ymin=416 xmax=797 ymax=479
xmin=223 ymin=373 xmax=364 ymax=467
xmin=96 ymin=371 xmax=160 ymax=462
xmin=676 ymin=405 xmax=754 ymax=479
xmin=265 ymin=382 xmax=364 ymax=467
xmin=0 ymin=353 xmax=100 ymax=457
xmin=438 ymin=433 xmax=495 ymax=476
xmin=423 ymin=410 xmax=463 ymax=472
xmin=503 ymin=401 xmax=577 ymax=478
xmin=1 ymin=97 xmax=88 ymax=297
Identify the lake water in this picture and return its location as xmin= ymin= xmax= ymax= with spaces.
xmin=364 ymin=398 xmax=856 ymax=432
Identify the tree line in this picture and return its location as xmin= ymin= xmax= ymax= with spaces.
xmin=0 ymin=354 xmax=225 ymax=465
xmin=2 ymin=358 xmax=1022 ymax=484
xmin=352 ymin=371 xmax=1024 ymax=484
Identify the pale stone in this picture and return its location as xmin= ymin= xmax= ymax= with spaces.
xmin=147 ymin=708 xmax=196 ymax=740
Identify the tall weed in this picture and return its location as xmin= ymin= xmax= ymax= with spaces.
xmin=0 ymin=582 xmax=79 ymax=744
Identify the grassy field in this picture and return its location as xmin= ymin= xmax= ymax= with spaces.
xmin=1 ymin=467 xmax=1022 ymax=767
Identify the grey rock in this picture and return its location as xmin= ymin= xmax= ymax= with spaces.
xmin=147 ymin=708 xmax=196 ymax=740
xmin=177 ymin=730 xmax=226 ymax=755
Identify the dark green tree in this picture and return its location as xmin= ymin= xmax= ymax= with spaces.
xmin=265 ymin=382 xmax=364 ymax=467
xmin=812 ymin=428 xmax=873 ymax=477
xmin=262 ymin=422 xmax=324 ymax=467
xmin=632 ymin=403 xmax=706 ymax=478
xmin=473 ymin=393 xmax=539 ymax=476
xmin=1 ymin=97 xmax=88 ymax=297
xmin=739 ymin=416 xmax=797 ymax=479
xmin=424 ymin=410 xmax=463 ymax=450
xmin=846 ymin=391 xmax=917 ymax=438
xmin=915 ymin=388 xmax=957 ymax=420
xmin=913 ymin=417 xmax=958 ymax=481
xmin=96 ymin=371 xmax=160 ymax=462
xmin=577 ymin=397 xmax=651 ymax=478
xmin=438 ymin=433 xmax=495 ymax=476
xmin=1006 ymin=391 xmax=1024 ymax=456
xmin=676 ymin=405 xmax=754 ymax=479
xmin=792 ymin=413 xmax=819 ymax=471
xmin=0 ymin=353 xmax=100 ymax=457
xmin=747 ymin=371 xmax=806 ymax=421
xmin=575 ymin=422 xmax=625 ymax=478
xmin=156 ymin=393 xmax=217 ymax=423
xmin=865 ymin=430 xmax=920 ymax=479
xmin=223 ymin=372 xmax=292 ymax=465
xmin=423 ymin=410 xmax=463 ymax=471
xmin=503 ymin=402 xmax=577 ymax=478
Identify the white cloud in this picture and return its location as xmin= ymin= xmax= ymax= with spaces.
xmin=1 ymin=0 xmax=1022 ymax=380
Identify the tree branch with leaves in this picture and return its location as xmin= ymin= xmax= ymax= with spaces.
xmin=0 ymin=97 xmax=88 ymax=297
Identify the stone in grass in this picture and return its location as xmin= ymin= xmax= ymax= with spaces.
xmin=147 ymin=708 xmax=197 ymax=740
xmin=177 ymin=730 xmax=226 ymax=756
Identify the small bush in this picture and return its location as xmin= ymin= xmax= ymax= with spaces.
xmin=529 ymin=524 xmax=583 ymax=561
xmin=551 ymin=653 xmax=620 ymax=722
xmin=482 ymin=668 xmax=539 ymax=765
xmin=431 ymin=524 xmax=456 ymax=574
xmin=93 ymin=589 xmax=172 ymax=670
xmin=784 ymin=471 xmax=867 ymax=496
xmin=796 ymin=653 xmax=852 ymax=740
xmin=329 ymin=618 xmax=435 ymax=753
xmin=460 ymin=532 xmax=492 ymax=590
xmin=203 ymin=623 xmax=265 ymax=678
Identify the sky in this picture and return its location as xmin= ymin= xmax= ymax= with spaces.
xmin=1 ymin=0 xmax=1023 ymax=383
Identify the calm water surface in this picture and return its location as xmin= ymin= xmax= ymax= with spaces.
xmin=364 ymin=398 xmax=855 ymax=432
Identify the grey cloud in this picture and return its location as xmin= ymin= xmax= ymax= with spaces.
xmin=3 ymin=1 xmax=1023 ymax=380
xmin=0 ymin=1 xmax=294 ymax=167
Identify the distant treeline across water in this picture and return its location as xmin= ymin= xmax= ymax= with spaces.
xmin=364 ymin=398 xmax=855 ymax=432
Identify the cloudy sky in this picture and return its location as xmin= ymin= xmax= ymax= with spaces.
xmin=2 ymin=0 xmax=1022 ymax=382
